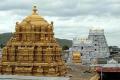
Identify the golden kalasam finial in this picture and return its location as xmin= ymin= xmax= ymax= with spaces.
xmin=32 ymin=5 xmax=38 ymax=15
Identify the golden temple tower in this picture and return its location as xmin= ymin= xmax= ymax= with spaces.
xmin=0 ymin=6 xmax=67 ymax=76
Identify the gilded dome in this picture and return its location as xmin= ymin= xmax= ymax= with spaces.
xmin=20 ymin=6 xmax=49 ymax=27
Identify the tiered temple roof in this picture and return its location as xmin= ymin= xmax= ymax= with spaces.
xmin=0 ymin=6 xmax=67 ymax=76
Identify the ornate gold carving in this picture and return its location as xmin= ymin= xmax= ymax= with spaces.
xmin=0 ymin=6 xmax=66 ymax=76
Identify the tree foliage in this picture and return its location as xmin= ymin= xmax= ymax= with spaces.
xmin=62 ymin=45 xmax=69 ymax=50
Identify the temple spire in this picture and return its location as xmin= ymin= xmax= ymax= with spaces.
xmin=32 ymin=5 xmax=38 ymax=15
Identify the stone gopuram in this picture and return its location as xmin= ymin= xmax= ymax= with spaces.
xmin=0 ymin=6 xmax=67 ymax=76
xmin=88 ymin=29 xmax=110 ymax=58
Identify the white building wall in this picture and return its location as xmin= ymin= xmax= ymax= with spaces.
xmin=67 ymin=29 xmax=110 ymax=65
xmin=68 ymin=38 xmax=97 ymax=64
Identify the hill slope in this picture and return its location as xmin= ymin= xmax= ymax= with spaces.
xmin=56 ymin=38 xmax=72 ymax=47
xmin=0 ymin=33 xmax=13 ymax=46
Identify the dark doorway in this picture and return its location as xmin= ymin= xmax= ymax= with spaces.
xmin=99 ymin=72 xmax=120 ymax=80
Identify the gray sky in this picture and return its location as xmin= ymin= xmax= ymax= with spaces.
xmin=0 ymin=0 xmax=120 ymax=47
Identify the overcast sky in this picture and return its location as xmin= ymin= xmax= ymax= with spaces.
xmin=0 ymin=0 xmax=120 ymax=47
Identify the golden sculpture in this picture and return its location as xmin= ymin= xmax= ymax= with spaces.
xmin=72 ymin=51 xmax=81 ymax=63
xmin=0 ymin=6 xmax=67 ymax=76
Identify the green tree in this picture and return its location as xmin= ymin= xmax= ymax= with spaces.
xmin=0 ymin=44 xmax=4 ymax=48
xmin=62 ymin=45 xmax=69 ymax=50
